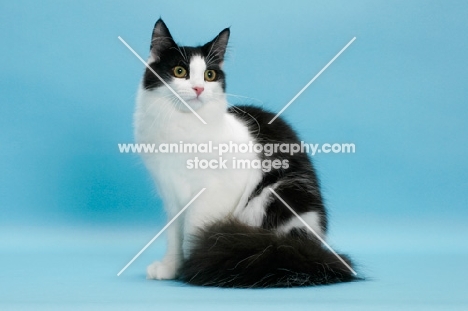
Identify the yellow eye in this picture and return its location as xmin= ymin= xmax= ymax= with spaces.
xmin=173 ymin=66 xmax=187 ymax=78
xmin=204 ymin=70 xmax=217 ymax=81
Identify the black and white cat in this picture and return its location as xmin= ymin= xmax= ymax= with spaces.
xmin=134 ymin=18 xmax=357 ymax=287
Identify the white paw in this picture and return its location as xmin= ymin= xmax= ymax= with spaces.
xmin=146 ymin=261 xmax=178 ymax=280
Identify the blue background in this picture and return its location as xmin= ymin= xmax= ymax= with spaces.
xmin=1 ymin=0 xmax=467 ymax=310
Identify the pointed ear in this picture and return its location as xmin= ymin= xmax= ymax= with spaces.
xmin=204 ymin=28 xmax=230 ymax=64
xmin=150 ymin=18 xmax=176 ymax=62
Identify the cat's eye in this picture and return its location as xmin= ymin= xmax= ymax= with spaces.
xmin=173 ymin=66 xmax=187 ymax=78
xmin=204 ymin=70 xmax=217 ymax=81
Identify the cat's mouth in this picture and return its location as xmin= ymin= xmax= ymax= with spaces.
xmin=177 ymin=96 xmax=204 ymax=112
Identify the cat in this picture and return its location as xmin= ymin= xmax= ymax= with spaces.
xmin=133 ymin=18 xmax=358 ymax=287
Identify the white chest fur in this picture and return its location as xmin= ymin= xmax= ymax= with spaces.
xmin=134 ymin=85 xmax=262 ymax=232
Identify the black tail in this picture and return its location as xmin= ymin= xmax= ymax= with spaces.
xmin=179 ymin=220 xmax=358 ymax=288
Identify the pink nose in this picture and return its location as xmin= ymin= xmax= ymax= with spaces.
xmin=193 ymin=86 xmax=204 ymax=96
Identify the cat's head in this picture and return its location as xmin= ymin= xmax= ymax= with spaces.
xmin=143 ymin=19 xmax=229 ymax=112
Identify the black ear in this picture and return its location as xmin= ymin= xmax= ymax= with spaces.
xmin=204 ymin=28 xmax=230 ymax=63
xmin=150 ymin=18 xmax=176 ymax=62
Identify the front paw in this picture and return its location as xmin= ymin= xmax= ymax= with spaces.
xmin=146 ymin=261 xmax=178 ymax=280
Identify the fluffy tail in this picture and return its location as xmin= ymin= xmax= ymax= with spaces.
xmin=179 ymin=220 xmax=358 ymax=288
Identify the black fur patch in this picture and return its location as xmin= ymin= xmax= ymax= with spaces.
xmin=228 ymin=105 xmax=327 ymax=231
xmin=180 ymin=220 xmax=358 ymax=288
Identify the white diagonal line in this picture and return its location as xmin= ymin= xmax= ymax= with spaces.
xmin=268 ymin=188 xmax=357 ymax=276
xmin=268 ymin=37 xmax=356 ymax=124
xmin=118 ymin=36 xmax=207 ymax=125
xmin=117 ymin=188 xmax=206 ymax=276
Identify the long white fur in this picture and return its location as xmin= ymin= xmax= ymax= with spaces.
xmin=276 ymin=211 xmax=323 ymax=238
xmin=135 ymin=55 xmax=263 ymax=279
